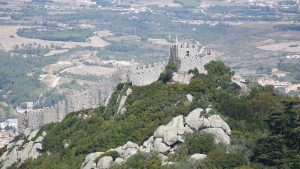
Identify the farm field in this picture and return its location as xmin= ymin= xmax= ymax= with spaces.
xmin=0 ymin=26 xmax=109 ymax=52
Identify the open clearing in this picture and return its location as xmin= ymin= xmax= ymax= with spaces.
xmin=40 ymin=74 xmax=61 ymax=88
xmin=148 ymin=38 xmax=170 ymax=46
xmin=62 ymin=65 xmax=117 ymax=76
xmin=257 ymin=41 xmax=300 ymax=53
xmin=0 ymin=25 xmax=109 ymax=51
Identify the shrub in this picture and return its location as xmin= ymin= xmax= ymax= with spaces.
xmin=186 ymin=133 xmax=216 ymax=155
xmin=206 ymin=148 xmax=247 ymax=169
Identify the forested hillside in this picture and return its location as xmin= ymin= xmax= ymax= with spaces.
xmin=2 ymin=61 xmax=300 ymax=169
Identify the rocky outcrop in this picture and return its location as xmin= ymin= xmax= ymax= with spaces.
xmin=185 ymin=108 xmax=204 ymax=130
xmin=0 ymin=129 xmax=46 ymax=169
xmin=82 ymin=152 xmax=104 ymax=169
xmin=207 ymin=115 xmax=231 ymax=135
xmin=110 ymin=141 xmax=139 ymax=159
xmin=97 ymin=156 xmax=113 ymax=169
xmin=231 ymin=74 xmax=249 ymax=94
xmin=117 ymin=87 xmax=132 ymax=114
xmin=81 ymin=108 xmax=231 ymax=169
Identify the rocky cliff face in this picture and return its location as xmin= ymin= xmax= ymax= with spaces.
xmin=0 ymin=129 xmax=46 ymax=169
xmin=81 ymin=107 xmax=231 ymax=169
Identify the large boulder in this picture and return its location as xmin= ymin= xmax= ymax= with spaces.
xmin=199 ymin=116 xmax=210 ymax=129
xmin=184 ymin=108 xmax=203 ymax=130
xmin=153 ymin=138 xmax=170 ymax=154
xmin=97 ymin=156 xmax=113 ymax=169
xmin=81 ymin=152 xmax=103 ymax=169
xmin=190 ymin=154 xmax=207 ymax=160
xmin=186 ymin=94 xmax=193 ymax=102
xmin=184 ymin=125 xmax=194 ymax=134
xmin=207 ymin=115 xmax=231 ymax=135
xmin=154 ymin=115 xmax=185 ymax=146
xmin=166 ymin=115 xmax=185 ymax=135
xmin=202 ymin=128 xmax=230 ymax=145
xmin=153 ymin=126 xmax=166 ymax=138
xmin=141 ymin=136 xmax=154 ymax=153
xmin=163 ymin=126 xmax=178 ymax=146
xmin=110 ymin=141 xmax=139 ymax=159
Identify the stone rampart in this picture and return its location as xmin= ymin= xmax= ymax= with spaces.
xmin=129 ymin=61 xmax=167 ymax=86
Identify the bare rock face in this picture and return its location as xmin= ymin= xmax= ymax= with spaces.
xmin=0 ymin=129 xmax=46 ymax=169
xmin=97 ymin=156 xmax=113 ymax=169
xmin=28 ymin=130 xmax=38 ymax=141
xmin=24 ymin=128 xmax=32 ymax=137
xmin=202 ymin=128 xmax=230 ymax=145
xmin=184 ymin=108 xmax=203 ymax=130
xmin=19 ymin=141 xmax=35 ymax=162
xmin=16 ymin=140 xmax=24 ymax=146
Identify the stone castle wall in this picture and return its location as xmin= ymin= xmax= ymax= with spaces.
xmin=18 ymin=77 xmax=118 ymax=133
xmin=129 ymin=61 xmax=167 ymax=86
xmin=17 ymin=110 xmax=44 ymax=132
xmin=18 ymin=42 xmax=216 ymax=132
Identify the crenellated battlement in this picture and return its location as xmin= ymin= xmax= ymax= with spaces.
xmin=170 ymin=42 xmax=214 ymax=74
xmin=133 ymin=61 xmax=168 ymax=70
xmin=129 ymin=61 xmax=168 ymax=86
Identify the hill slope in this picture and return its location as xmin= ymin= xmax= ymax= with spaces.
xmin=1 ymin=61 xmax=300 ymax=169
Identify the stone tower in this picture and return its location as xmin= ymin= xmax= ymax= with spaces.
xmin=170 ymin=42 xmax=211 ymax=73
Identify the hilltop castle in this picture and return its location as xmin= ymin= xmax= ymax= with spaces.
xmin=129 ymin=41 xmax=214 ymax=86
xmin=17 ymin=42 xmax=215 ymax=132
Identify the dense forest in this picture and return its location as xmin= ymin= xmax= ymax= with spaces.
xmin=4 ymin=61 xmax=298 ymax=169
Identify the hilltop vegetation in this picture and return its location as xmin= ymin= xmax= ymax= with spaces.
xmin=6 ymin=61 xmax=300 ymax=169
